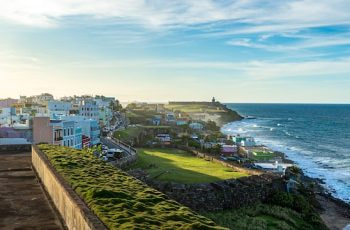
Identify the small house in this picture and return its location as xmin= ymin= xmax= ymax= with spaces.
xmin=176 ymin=120 xmax=188 ymax=126
xmin=156 ymin=134 xmax=171 ymax=144
xmin=221 ymin=144 xmax=238 ymax=156
xmin=189 ymin=122 xmax=203 ymax=131
xmin=152 ymin=115 xmax=162 ymax=126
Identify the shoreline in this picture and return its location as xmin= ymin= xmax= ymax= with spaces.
xmin=221 ymin=117 xmax=349 ymax=204
xmin=221 ymin=117 xmax=350 ymax=229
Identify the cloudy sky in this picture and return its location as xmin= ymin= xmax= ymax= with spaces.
xmin=0 ymin=0 xmax=349 ymax=103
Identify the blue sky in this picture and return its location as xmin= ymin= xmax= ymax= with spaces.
xmin=0 ymin=0 xmax=349 ymax=103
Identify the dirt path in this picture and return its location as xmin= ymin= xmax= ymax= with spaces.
xmin=317 ymin=194 xmax=350 ymax=230
xmin=0 ymin=152 xmax=65 ymax=229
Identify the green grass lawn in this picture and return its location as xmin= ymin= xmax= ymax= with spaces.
xmin=38 ymin=144 xmax=224 ymax=230
xmin=114 ymin=127 xmax=142 ymax=140
xmin=165 ymin=104 xmax=224 ymax=113
xmin=140 ymin=125 xmax=171 ymax=129
xmin=251 ymin=151 xmax=278 ymax=161
xmin=114 ymin=126 xmax=171 ymax=143
xmin=132 ymin=148 xmax=248 ymax=184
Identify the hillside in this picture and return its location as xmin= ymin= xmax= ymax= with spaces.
xmin=166 ymin=101 xmax=243 ymax=126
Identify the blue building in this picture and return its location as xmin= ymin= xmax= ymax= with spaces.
xmin=89 ymin=119 xmax=100 ymax=146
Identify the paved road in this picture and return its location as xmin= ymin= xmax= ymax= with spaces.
xmin=101 ymin=137 xmax=135 ymax=158
xmin=0 ymin=152 xmax=64 ymax=229
xmin=101 ymin=112 xmax=136 ymax=159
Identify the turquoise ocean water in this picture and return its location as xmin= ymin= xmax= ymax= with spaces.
xmin=223 ymin=103 xmax=350 ymax=202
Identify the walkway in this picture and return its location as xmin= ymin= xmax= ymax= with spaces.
xmin=0 ymin=152 xmax=64 ymax=229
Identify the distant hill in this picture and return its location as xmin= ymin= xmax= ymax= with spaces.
xmin=166 ymin=101 xmax=243 ymax=126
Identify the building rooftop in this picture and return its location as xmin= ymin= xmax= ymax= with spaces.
xmin=0 ymin=138 xmax=31 ymax=145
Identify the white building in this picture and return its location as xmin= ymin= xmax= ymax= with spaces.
xmin=0 ymin=107 xmax=16 ymax=126
xmin=254 ymin=162 xmax=294 ymax=175
xmin=80 ymin=100 xmax=99 ymax=121
xmin=189 ymin=122 xmax=204 ymax=131
xmin=33 ymin=93 xmax=54 ymax=105
xmin=240 ymin=137 xmax=256 ymax=147
xmin=48 ymin=100 xmax=72 ymax=118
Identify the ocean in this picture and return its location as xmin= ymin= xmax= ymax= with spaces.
xmin=222 ymin=103 xmax=350 ymax=203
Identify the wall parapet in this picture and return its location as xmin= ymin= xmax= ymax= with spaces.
xmin=32 ymin=145 xmax=107 ymax=230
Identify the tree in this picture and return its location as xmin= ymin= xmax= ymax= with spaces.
xmin=211 ymin=144 xmax=222 ymax=155
xmin=205 ymin=120 xmax=220 ymax=132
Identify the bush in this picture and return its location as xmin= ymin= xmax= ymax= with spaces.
xmin=202 ymin=202 xmax=326 ymax=230
xmin=188 ymin=140 xmax=201 ymax=149
xmin=266 ymin=191 xmax=327 ymax=230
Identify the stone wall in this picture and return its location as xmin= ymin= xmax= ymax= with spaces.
xmin=129 ymin=170 xmax=285 ymax=212
xmin=128 ymin=147 xmax=285 ymax=211
xmin=32 ymin=145 xmax=106 ymax=230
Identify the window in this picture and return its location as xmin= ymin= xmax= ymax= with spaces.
xmin=64 ymin=129 xmax=66 ymax=136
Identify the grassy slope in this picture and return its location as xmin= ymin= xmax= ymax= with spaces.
xmin=202 ymin=204 xmax=316 ymax=230
xmin=114 ymin=127 xmax=142 ymax=140
xmin=165 ymin=104 xmax=225 ymax=113
xmin=164 ymin=103 xmax=242 ymax=124
xmin=38 ymin=144 xmax=225 ymax=230
xmin=113 ymin=126 xmax=171 ymax=143
xmin=132 ymin=148 xmax=248 ymax=184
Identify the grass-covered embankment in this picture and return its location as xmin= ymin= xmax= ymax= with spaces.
xmin=113 ymin=126 xmax=171 ymax=145
xmin=165 ymin=102 xmax=243 ymax=125
xmin=114 ymin=126 xmax=143 ymax=141
xmin=131 ymin=148 xmax=248 ymax=184
xmin=38 ymin=144 xmax=225 ymax=230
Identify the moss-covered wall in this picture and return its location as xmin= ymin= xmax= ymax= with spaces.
xmin=33 ymin=144 xmax=226 ymax=230
xmin=32 ymin=145 xmax=106 ymax=230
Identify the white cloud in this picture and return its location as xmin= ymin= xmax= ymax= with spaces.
xmin=227 ymin=35 xmax=350 ymax=51
xmin=1 ymin=0 xmax=350 ymax=33
xmin=62 ymin=57 xmax=350 ymax=81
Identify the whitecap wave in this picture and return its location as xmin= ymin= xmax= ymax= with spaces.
xmin=222 ymin=120 xmax=350 ymax=203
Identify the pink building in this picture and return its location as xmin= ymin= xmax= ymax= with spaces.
xmin=33 ymin=117 xmax=53 ymax=144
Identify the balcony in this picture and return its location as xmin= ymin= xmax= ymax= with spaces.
xmin=54 ymin=137 xmax=63 ymax=141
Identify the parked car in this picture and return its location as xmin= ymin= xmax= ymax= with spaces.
xmin=220 ymin=156 xmax=228 ymax=161
xmin=106 ymin=148 xmax=123 ymax=158
xmin=227 ymin=156 xmax=243 ymax=164
xmin=102 ymin=156 xmax=108 ymax=161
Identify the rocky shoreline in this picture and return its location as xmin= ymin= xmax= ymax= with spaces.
xmin=298 ymin=169 xmax=350 ymax=230
xmin=223 ymin=114 xmax=350 ymax=230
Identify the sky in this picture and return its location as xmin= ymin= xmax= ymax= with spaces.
xmin=0 ymin=0 xmax=349 ymax=103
